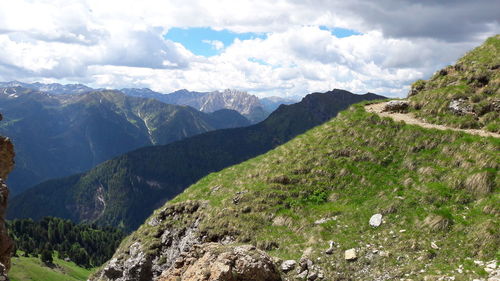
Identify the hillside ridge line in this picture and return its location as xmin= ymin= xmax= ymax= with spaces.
xmin=365 ymin=101 xmax=500 ymax=138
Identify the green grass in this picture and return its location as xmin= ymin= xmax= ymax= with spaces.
xmin=95 ymin=103 xmax=499 ymax=280
xmin=408 ymin=35 xmax=499 ymax=132
xmin=10 ymin=252 xmax=93 ymax=281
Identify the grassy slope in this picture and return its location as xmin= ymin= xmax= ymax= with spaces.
xmin=104 ymin=104 xmax=498 ymax=280
xmin=408 ymin=35 xmax=499 ymax=132
xmin=10 ymin=91 xmax=384 ymax=231
xmin=10 ymin=253 xmax=92 ymax=281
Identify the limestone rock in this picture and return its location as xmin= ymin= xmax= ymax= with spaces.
xmin=281 ymin=260 xmax=296 ymax=272
xmin=369 ymin=214 xmax=383 ymax=227
xmin=314 ymin=217 xmax=336 ymax=225
xmin=158 ymin=243 xmax=281 ymax=281
xmin=345 ymin=249 xmax=357 ymax=261
xmin=91 ymin=201 xmax=204 ymax=281
xmin=383 ymin=100 xmax=409 ymax=113
xmin=297 ymin=270 xmax=308 ymax=279
xmin=448 ymin=99 xmax=474 ymax=115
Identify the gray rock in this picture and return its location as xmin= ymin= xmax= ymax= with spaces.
xmin=325 ymin=241 xmax=335 ymax=255
xmin=281 ymin=260 xmax=296 ymax=272
xmin=307 ymin=270 xmax=318 ymax=280
xmin=314 ymin=217 xmax=336 ymax=225
xmin=369 ymin=214 xmax=383 ymax=227
xmin=91 ymin=201 xmax=205 ymax=281
xmin=297 ymin=270 xmax=309 ymax=280
xmin=299 ymin=257 xmax=313 ymax=270
xmin=383 ymin=100 xmax=409 ymax=113
xmin=449 ymin=99 xmax=474 ymax=115
xmin=158 ymin=243 xmax=281 ymax=281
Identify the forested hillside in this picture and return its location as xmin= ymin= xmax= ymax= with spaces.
xmin=9 ymin=90 xmax=385 ymax=231
xmin=8 ymin=217 xmax=124 ymax=268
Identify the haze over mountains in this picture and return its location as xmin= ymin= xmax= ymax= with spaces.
xmin=0 ymin=81 xmax=297 ymax=123
xmin=8 ymin=89 xmax=386 ymax=231
xmin=0 ymin=87 xmax=250 ymax=194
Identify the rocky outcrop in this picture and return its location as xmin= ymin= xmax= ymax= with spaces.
xmin=91 ymin=201 xmax=204 ymax=281
xmin=158 ymin=243 xmax=281 ymax=281
xmin=448 ymin=98 xmax=475 ymax=115
xmin=0 ymin=113 xmax=14 ymax=279
xmin=382 ymin=100 xmax=409 ymax=113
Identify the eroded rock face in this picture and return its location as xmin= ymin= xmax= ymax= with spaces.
xmin=0 ymin=113 xmax=14 ymax=278
xmin=158 ymin=243 xmax=282 ymax=281
xmin=91 ymin=201 xmax=204 ymax=281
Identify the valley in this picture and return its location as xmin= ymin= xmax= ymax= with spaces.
xmin=8 ymin=89 xmax=385 ymax=231
xmin=0 ymin=3 xmax=497 ymax=280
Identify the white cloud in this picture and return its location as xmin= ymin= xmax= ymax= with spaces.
xmin=0 ymin=0 xmax=498 ymax=97
xmin=202 ymin=40 xmax=224 ymax=50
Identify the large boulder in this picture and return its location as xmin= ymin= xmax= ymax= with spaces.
xmin=158 ymin=243 xmax=282 ymax=281
xmin=382 ymin=100 xmax=409 ymax=113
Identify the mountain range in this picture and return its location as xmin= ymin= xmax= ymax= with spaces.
xmin=0 ymin=88 xmax=249 ymax=194
xmin=89 ymin=35 xmax=499 ymax=281
xmin=0 ymin=81 xmax=297 ymax=124
xmin=121 ymin=88 xmax=288 ymax=123
xmin=8 ymin=89 xmax=386 ymax=231
xmin=0 ymin=81 xmax=93 ymax=95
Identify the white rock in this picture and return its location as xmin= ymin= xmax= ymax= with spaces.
xmin=369 ymin=214 xmax=383 ymax=227
xmin=486 ymin=262 xmax=497 ymax=269
xmin=297 ymin=270 xmax=308 ymax=279
xmin=488 ymin=275 xmax=500 ymax=281
xmin=344 ymin=248 xmax=357 ymax=261
xmin=281 ymin=260 xmax=296 ymax=272
xmin=430 ymin=242 xmax=439 ymax=249
xmin=314 ymin=217 xmax=336 ymax=225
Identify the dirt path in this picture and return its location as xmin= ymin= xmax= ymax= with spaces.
xmin=365 ymin=102 xmax=500 ymax=138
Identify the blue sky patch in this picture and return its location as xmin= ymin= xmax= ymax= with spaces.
xmin=319 ymin=26 xmax=362 ymax=38
xmin=248 ymin=57 xmax=270 ymax=66
xmin=165 ymin=27 xmax=267 ymax=57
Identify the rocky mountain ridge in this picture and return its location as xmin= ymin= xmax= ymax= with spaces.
xmin=0 ymin=88 xmax=249 ymax=194
xmin=122 ymin=88 xmax=270 ymax=123
xmin=0 ymin=81 xmax=93 ymax=95
xmin=0 ymin=81 xmax=295 ymax=124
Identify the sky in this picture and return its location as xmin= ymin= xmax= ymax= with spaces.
xmin=0 ymin=0 xmax=498 ymax=98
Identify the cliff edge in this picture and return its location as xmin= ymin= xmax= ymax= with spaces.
xmin=0 ymin=113 xmax=14 ymax=278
